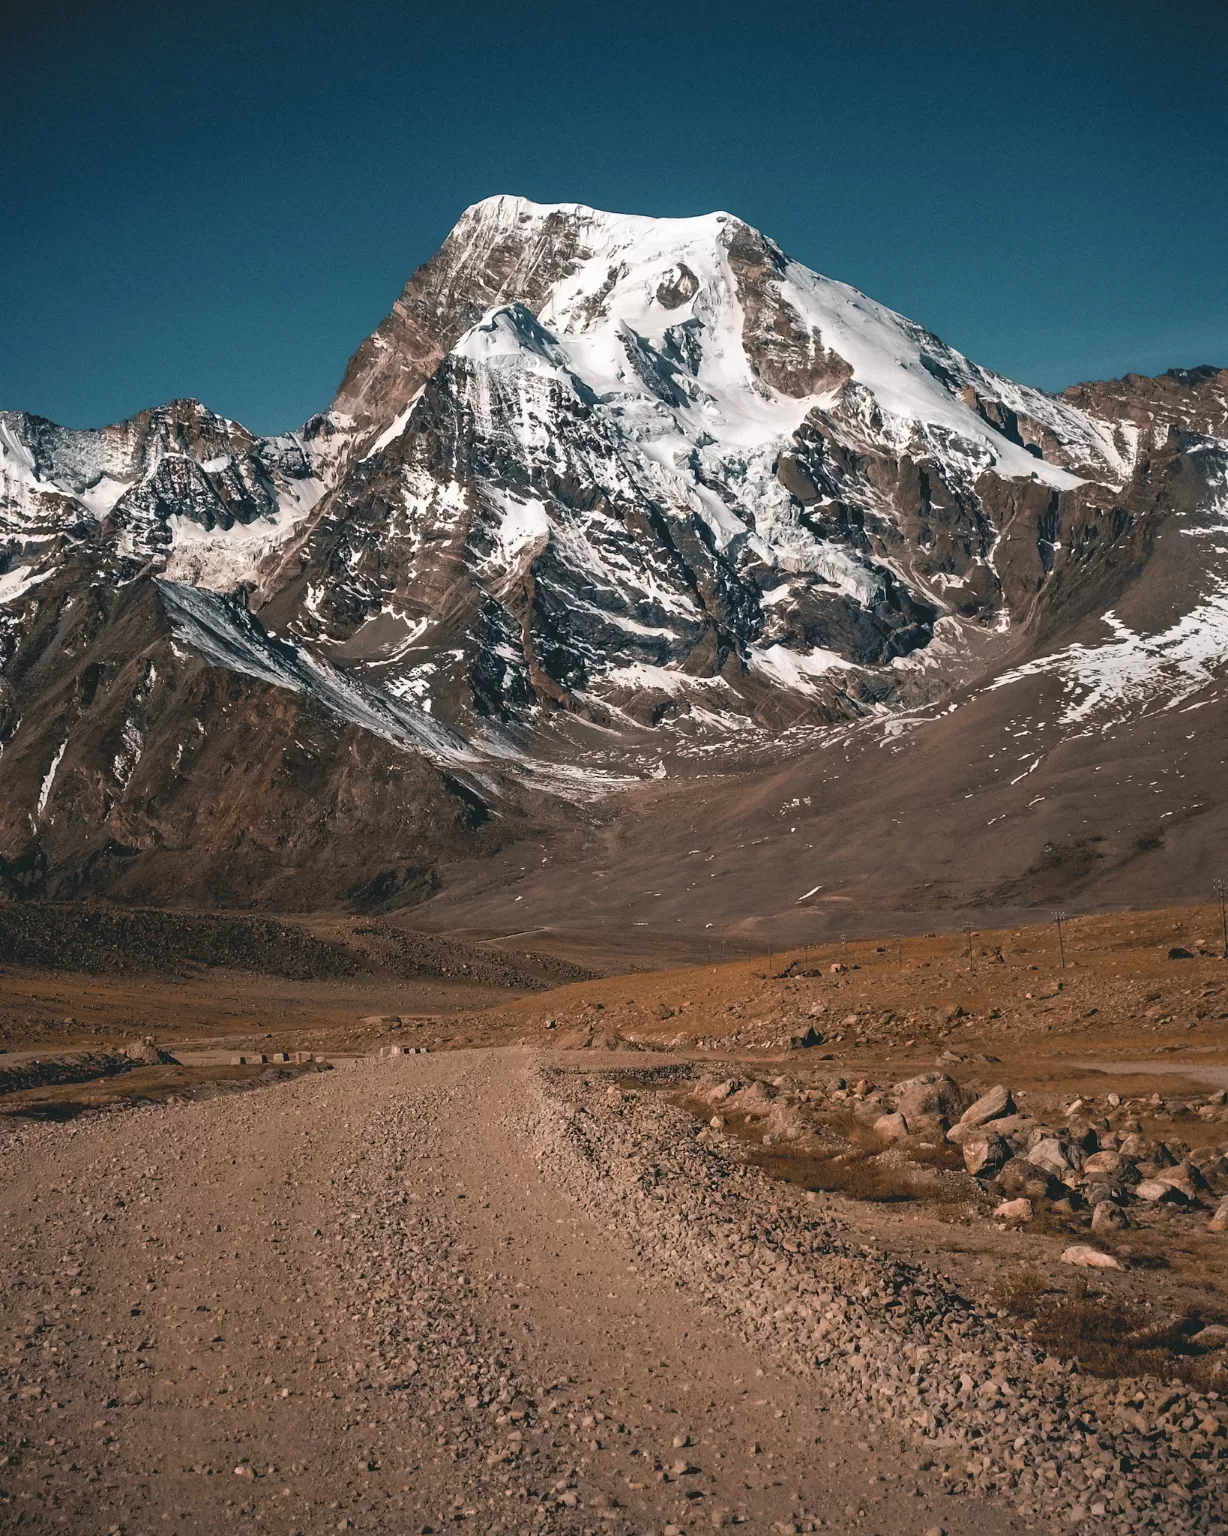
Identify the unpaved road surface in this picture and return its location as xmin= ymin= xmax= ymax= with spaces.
xmin=0 ymin=1051 xmax=1197 ymax=1534
xmin=0 ymin=1051 xmax=1018 ymax=1535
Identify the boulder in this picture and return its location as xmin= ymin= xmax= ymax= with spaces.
xmin=1132 ymin=1162 xmax=1199 ymax=1200
xmin=1067 ymin=1118 xmax=1100 ymax=1152
xmin=893 ymin=1072 xmax=971 ymax=1130
xmin=732 ymin=1080 xmax=776 ymax=1108
xmin=995 ymin=1155 xmax=1057 ymax=1204
xmin=127 ymin=1041 xmax=179 ymax=1065
xmin=1091 ymin=1201 xmax=1129 ymax=1233
xmin=873 ymin=1111 xmax=909 ymax=1143
xmin=993 ymin=1197 xmax=1033 ymax=1223
xmin=999 ymin=1158 xmax=1056 ymax=1201
xmin=1061 ymin=1245 xmax=1125 ymax=1270
xmin=704 ymin=1079 xmax=740 ymax=1104
xmin=1159 ymin=1162 xmax=1202 ymax=1200
xmin=1082 ymin=1150 xmax=1122 ymax=1176
xmin=963 ymin=1132 xmax=1010 ymax=1177
xmin=1208 ymin=1195 xmax=1228 ymax=1232
xmin=1136 ymin=1179 xmax=1187 ymax=1204
xmin=956 ymin=1084 xmax=1014 ymax=1129
xmin=1192 ymin=1323 xmax=1228 ymax=1348
xmin=979 ymin=1112 xmax=1035 ymax=1145
xmin=1028 ymin=1137 xmax=1073 ymax=1177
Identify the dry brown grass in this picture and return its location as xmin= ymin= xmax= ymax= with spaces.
xmin=994 ymin=1268 xmax=1227 ymax=1386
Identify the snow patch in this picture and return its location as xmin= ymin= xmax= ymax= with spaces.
xmin=986 ymin=595 xmax=1228 ymax=725
xmin=0 ymin=565 xmax=54 ymax=605
xmin=37 ymin=738 xmax=68 ymax=819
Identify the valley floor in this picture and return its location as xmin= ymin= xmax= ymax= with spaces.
xmin=2 ymin=1044 xmax=1226 ymax=1535
xmin=2 ymin=909 xmax=1228 ymax=1534
xmin=0 ymin=1050 xmax=1024 ymax=1536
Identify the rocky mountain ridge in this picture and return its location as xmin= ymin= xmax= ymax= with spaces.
xmin=1 ymin=195 xmax=1225 ymax=913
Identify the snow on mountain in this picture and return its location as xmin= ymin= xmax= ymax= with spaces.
xmin=984 ymin=430 xmax=1228 ymax=729
xmin=0 ymin=400 xmax=348 ymax=594
xmin=283 ymin=196 xmax=1184 ymax=747
xmin=2 ymin=195 xmax=1227 ymax=908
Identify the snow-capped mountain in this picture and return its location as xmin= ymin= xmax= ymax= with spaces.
xmin=1 ymin=195 xmax=1226 ymax=911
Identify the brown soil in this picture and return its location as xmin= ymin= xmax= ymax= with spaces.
xmin=2 ymin=904 xmax=1226 ymax=1531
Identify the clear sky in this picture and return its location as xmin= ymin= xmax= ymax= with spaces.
xmin=4 ymin=0 xmax=1225 ymax=435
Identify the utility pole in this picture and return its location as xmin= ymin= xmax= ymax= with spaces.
xmin=1053 ymin=909 xmax=1067 ymax=969
xmin=895 ymin=933 xmax=902 ymax=972
xmin=963 ymin=921 xmax=975 ymax=972
xmin=841 ymin=932 xmax=849 ymax=969
xmin=1217 ymin=880 xmax=1228 ymax=960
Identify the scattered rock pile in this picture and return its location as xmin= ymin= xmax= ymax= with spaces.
xmin=530 ymin=1067 xmax=1228 ymax=1533
xmin=686 ymin=1068 xmax=1228 ymax=1240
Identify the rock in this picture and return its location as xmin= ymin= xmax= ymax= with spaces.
xmin=998 ymin=1159 xmax=1055 ymax=1200
xmin=704 ymin=1079 xmax=739 ymax=1104
xmin=127 ymin=1041 xmax=178 ymax=1065
xmin=1209 ymin=1194 xmax=1228 ymax=1232
xmin=1091 ymin=1200 xmax=1128 ymax=1232
xmin=956 ymin=1084 xmax=1014 ymax=1129
xmin=732 ymin=1080 xmax=775 ymax=1108
xmin=1027 ymin=1137 xmax=1071 ymax=1177
xmin=893 ymin=1072 xmax=971 ymax=1129
xmin=1168 ymin=946 xmax=1195 ymax=960
xmin=1136 ymin=1177 xmax=1188 ymax=1204
xmin=980 ymin=1111 xmax=1035 ymax=1143
xmin=788 ymin=1026 xmax=825 ymax=1050
xmin=963 ymin=1132 xmax=1009 ymax=1177
xmin=1084 ymin=1181 xmax=1129 ymax=1209
xmin=993 ymin=1197 xmax=1033 ymax=1223
xmin=1082 ymin=1150 xmax=1122 ymax=1176
xmin=1061 ymin=1245 xmax=1125 ymax=1270
xmin=873 ymin=1111 xmax=909 ymax=1142
xmin=1156 ymin=1163 xmax=1200 ymax=1200
xmin=1192 ymin=1324 xmax=1228 ymax=1348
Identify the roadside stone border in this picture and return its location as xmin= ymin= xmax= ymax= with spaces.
xmin=526 ymin=1065 xmax=1227 ymax=1534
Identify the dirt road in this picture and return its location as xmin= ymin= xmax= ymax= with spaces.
xmin=0 ymin=1051 xmax=1026 ymax=1536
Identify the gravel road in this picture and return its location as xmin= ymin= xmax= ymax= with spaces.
xmin=0 ymin=1051 xmax=1216 ymax=1534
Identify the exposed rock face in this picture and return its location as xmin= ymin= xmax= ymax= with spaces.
xmin=332 ymin=196 xmax=597 ymax=442
xmin=0 ymin=575 xmax=511 ymax=908
xmin=1 ymin=195 xmax=1226 ymax=908
xmin=1062 ymin=365 xmax=1228 ymax=446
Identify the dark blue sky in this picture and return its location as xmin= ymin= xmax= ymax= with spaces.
xmin=4 ymin=0 xmax=1225 ymax=435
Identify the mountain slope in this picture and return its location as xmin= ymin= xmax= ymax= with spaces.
xmin=1 ymin=196 xmax=1225 ymax=916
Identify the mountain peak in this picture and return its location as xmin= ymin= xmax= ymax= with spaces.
xmin=3 ymin=198 xmax=1228 ymax=911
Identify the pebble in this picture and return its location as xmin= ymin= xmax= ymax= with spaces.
xmin=530 ymin=1070 xmax=1226 ymax=1534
